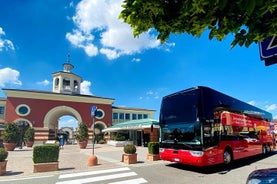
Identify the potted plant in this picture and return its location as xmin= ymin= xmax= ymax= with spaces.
xmin=147 ymin=142 xmax=160 ymax=161
xmin=24 ymin=127 xmax=35 ymax=147
xmin=122 ymin=144 xmax=137 ymax=164
xmin=1 ymin=122 xmax=20 ymax=151
xmin=0 ymin=148 xmax=8 ymax=175
xmin=76 ymin=122 xmax=89 ymax=149
xmin=33 ymin=144 xmax=59 ymax=172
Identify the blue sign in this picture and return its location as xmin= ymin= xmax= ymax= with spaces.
xmin=90 ymin=105 xmax=97 ymax=117
xmin=260 ymin=36 xmax=277 ymax=59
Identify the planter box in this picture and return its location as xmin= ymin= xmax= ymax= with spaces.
xmin=107 ymin=140 xmax=133 ymax=147
xmin=33 ymin=162 xmax=59 ymax=173
xmin=0 ymin=161 xmax=7 ymax=176
xmin=3 ymin=143 xmax=17 ymax=151
xmin=122 ymin=153 xmax=137 ymax=164
xmin=146 ymin=153 xmax=160 ymax=161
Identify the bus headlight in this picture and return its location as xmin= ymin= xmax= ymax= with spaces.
xmin=190 ymin=151 xmax=204 ymax=157
xmin=159 ymin=148 xmax=165 ymax=153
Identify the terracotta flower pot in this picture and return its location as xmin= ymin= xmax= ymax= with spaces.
xmin=25 ymin=141 xmax=34 ymax=147
xmin=78 ymin=140 xmax=88 ymax=149
xmin=146 ymin=153 xmax=160 ymax=161
xmin=0 ymin=161 xmax=7 ymax=176
xmin=122 ymin=153 xmax=137 ymax=164
xmin=33 ymin=162 xmax=59 ymax=173
xmin=3 ymin=143 xmax=17 ymax=151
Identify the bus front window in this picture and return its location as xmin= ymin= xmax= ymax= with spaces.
xmin=161 ymin=121 xmax=202 ymax=146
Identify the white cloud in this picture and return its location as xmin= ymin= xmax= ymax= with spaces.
xmin=0 ymin=27 xmax=14 ymax=51
xmin=80 ymin=80 xmax=93 ymax=95
xmin=66 ymin=0 xmax=160 ymax=60
xmin=266 ymin=104 xmax=277 ymax=111
xmin=0 ymin=67 xmax=22 ymax=87
xmin=37 ymin=79 xmax=50 ymax=86
xmin=132 ymin=58 xmax=141 ymax=62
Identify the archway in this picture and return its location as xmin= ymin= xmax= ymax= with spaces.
xmin=93 ymin=121 xmax=107 ymax=143
xmin=44 ymin=106 xmax=82 ymax=129
xmin=43 ymin=106 xmax=83 ymax=140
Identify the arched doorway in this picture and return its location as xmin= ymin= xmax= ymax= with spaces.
xmin=14 ymin=119 xmax=31 ymax=148
xmin=93 ymin=121 xmax=107 ymax=143
xmin=43 ymin=106 xmax=83 ymax=140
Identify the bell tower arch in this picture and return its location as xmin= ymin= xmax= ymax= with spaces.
xmin=52 ymin=54 xmax=82 ymax=94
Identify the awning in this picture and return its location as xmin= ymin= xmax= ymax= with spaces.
xmin=102 ymin=119 xmax=159 ymax=132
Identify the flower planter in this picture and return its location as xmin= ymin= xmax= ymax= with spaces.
xmin=78 ymin=140 xmax=88 ymax=149
xmin=146 ymin=153 xmax=160 ymax=161
xmin=0 ymin=161 xmax=7 ymax=176
xmin=122 ymin=153 xmax=137 ymax=164
xmin=33 ymin=162 xmax=59 ymax=173
xmin=25 ymin=141 xmax=34 ymax=147
xmin=3 ymin=143 xmax=17 ymax=151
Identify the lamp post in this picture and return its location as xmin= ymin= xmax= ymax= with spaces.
xmin=88 ymin=105 xmax=98 ymax=166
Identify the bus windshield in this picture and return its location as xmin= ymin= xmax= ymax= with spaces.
xmin=160 ymin=90 xmax=202 ymax=149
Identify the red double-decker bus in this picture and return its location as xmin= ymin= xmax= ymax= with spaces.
xmin=159 ymin=86 xmax=274 ymax=166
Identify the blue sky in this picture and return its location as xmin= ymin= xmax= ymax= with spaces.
xmin=1 ymin=0 xmax=277 ymax=129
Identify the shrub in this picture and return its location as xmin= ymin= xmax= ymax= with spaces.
xmin=1 ymin=122 xmax=20 ymax=143
xmin=114 ymin=133 xmax=126 ymax=141
xmin=0 ymin=148 xmax=8 ymax=162
xmin=33 ymin=144 xmax=59 ymax=163
xmin=148 ymin=142 xmax=159 ymax=154
xmin=24 ymin=127 xmax=35 ymax=142
xmin=76 ymin=122 xmax=89 ymax=142
xmin=123 ymin=144 xmax=136 ymax=154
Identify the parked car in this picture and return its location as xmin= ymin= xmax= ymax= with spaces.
xmin=246 ymin=168 xmax=277 ymax=184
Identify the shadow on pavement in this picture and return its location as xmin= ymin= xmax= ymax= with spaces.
xmin=166 ymin=151 xmax=277 ymax=174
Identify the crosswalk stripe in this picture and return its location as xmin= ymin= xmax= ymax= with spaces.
xmin=59 ymin=167 xmax=130 ymax=179
xmin=108 ymin=178 xmax=147 ymax=184
xmin=56 ymin=172 xmax=137 ymax=184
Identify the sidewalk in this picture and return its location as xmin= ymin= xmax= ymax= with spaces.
xmin=1 ymin=143 xmax=161 ymax=179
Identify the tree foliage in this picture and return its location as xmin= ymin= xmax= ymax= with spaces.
xmin=119 ymin=0 xmax=277 ymax=48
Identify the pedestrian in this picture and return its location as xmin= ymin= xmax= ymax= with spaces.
xmin=59 ymin=135 xmax=64 ymax=149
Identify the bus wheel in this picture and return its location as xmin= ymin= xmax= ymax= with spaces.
xmin=223 ymin=150 xmax=232 ymax=165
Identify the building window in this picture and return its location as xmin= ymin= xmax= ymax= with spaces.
xmin=0 ymin=106 xmax=4 ymax=114
xmin=132 ymin=114 xmax=137 ymax=120
xmin=138 ymin=114 xmax=143 ymax=119
xmin=113 ymin=113 xmax=118 ymax=120
xmin=125 ymin=113 xmax=130 ymax=120
xmin=143 ymin=114 xmax=148 ymax=119
xmin=119 ymin=113 xmax=124 ymax=120
xmin=16 ymin=104 xmax=30 ymax=116
xmin=96 ymin=109 xmax=105 ymax=119
xmin=0 ymin=106 xmax=4 ymax=120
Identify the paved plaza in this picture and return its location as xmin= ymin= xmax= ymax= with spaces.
xmin=0 ymin=143 xmax=164 ymax=179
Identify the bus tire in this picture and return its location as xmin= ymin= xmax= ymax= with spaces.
xmin=223 ymin=149 xmax=232 ymax=165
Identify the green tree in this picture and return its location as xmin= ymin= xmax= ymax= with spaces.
xmin=119 ymin=0 xmax=277 ymax=48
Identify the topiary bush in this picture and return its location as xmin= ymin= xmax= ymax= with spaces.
xmin=148 ymin=142 xmax=159 ymax=154
xmin=0 ymin=148 xmax=8 ymax=162
xmin=76 ymin=122 xmax=89 ymax=142
xmin=24 ymin=127 xmax=35 ymax=142
xmin=33 ymin=144 xmax=59 ymax=163
xmin=1 ymin=122 xmax=20 ymax=143
xmin=123 ymin=144 xmax=136 ymax=154
xmin=114 ymin=133 xmax=126 ymax=141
